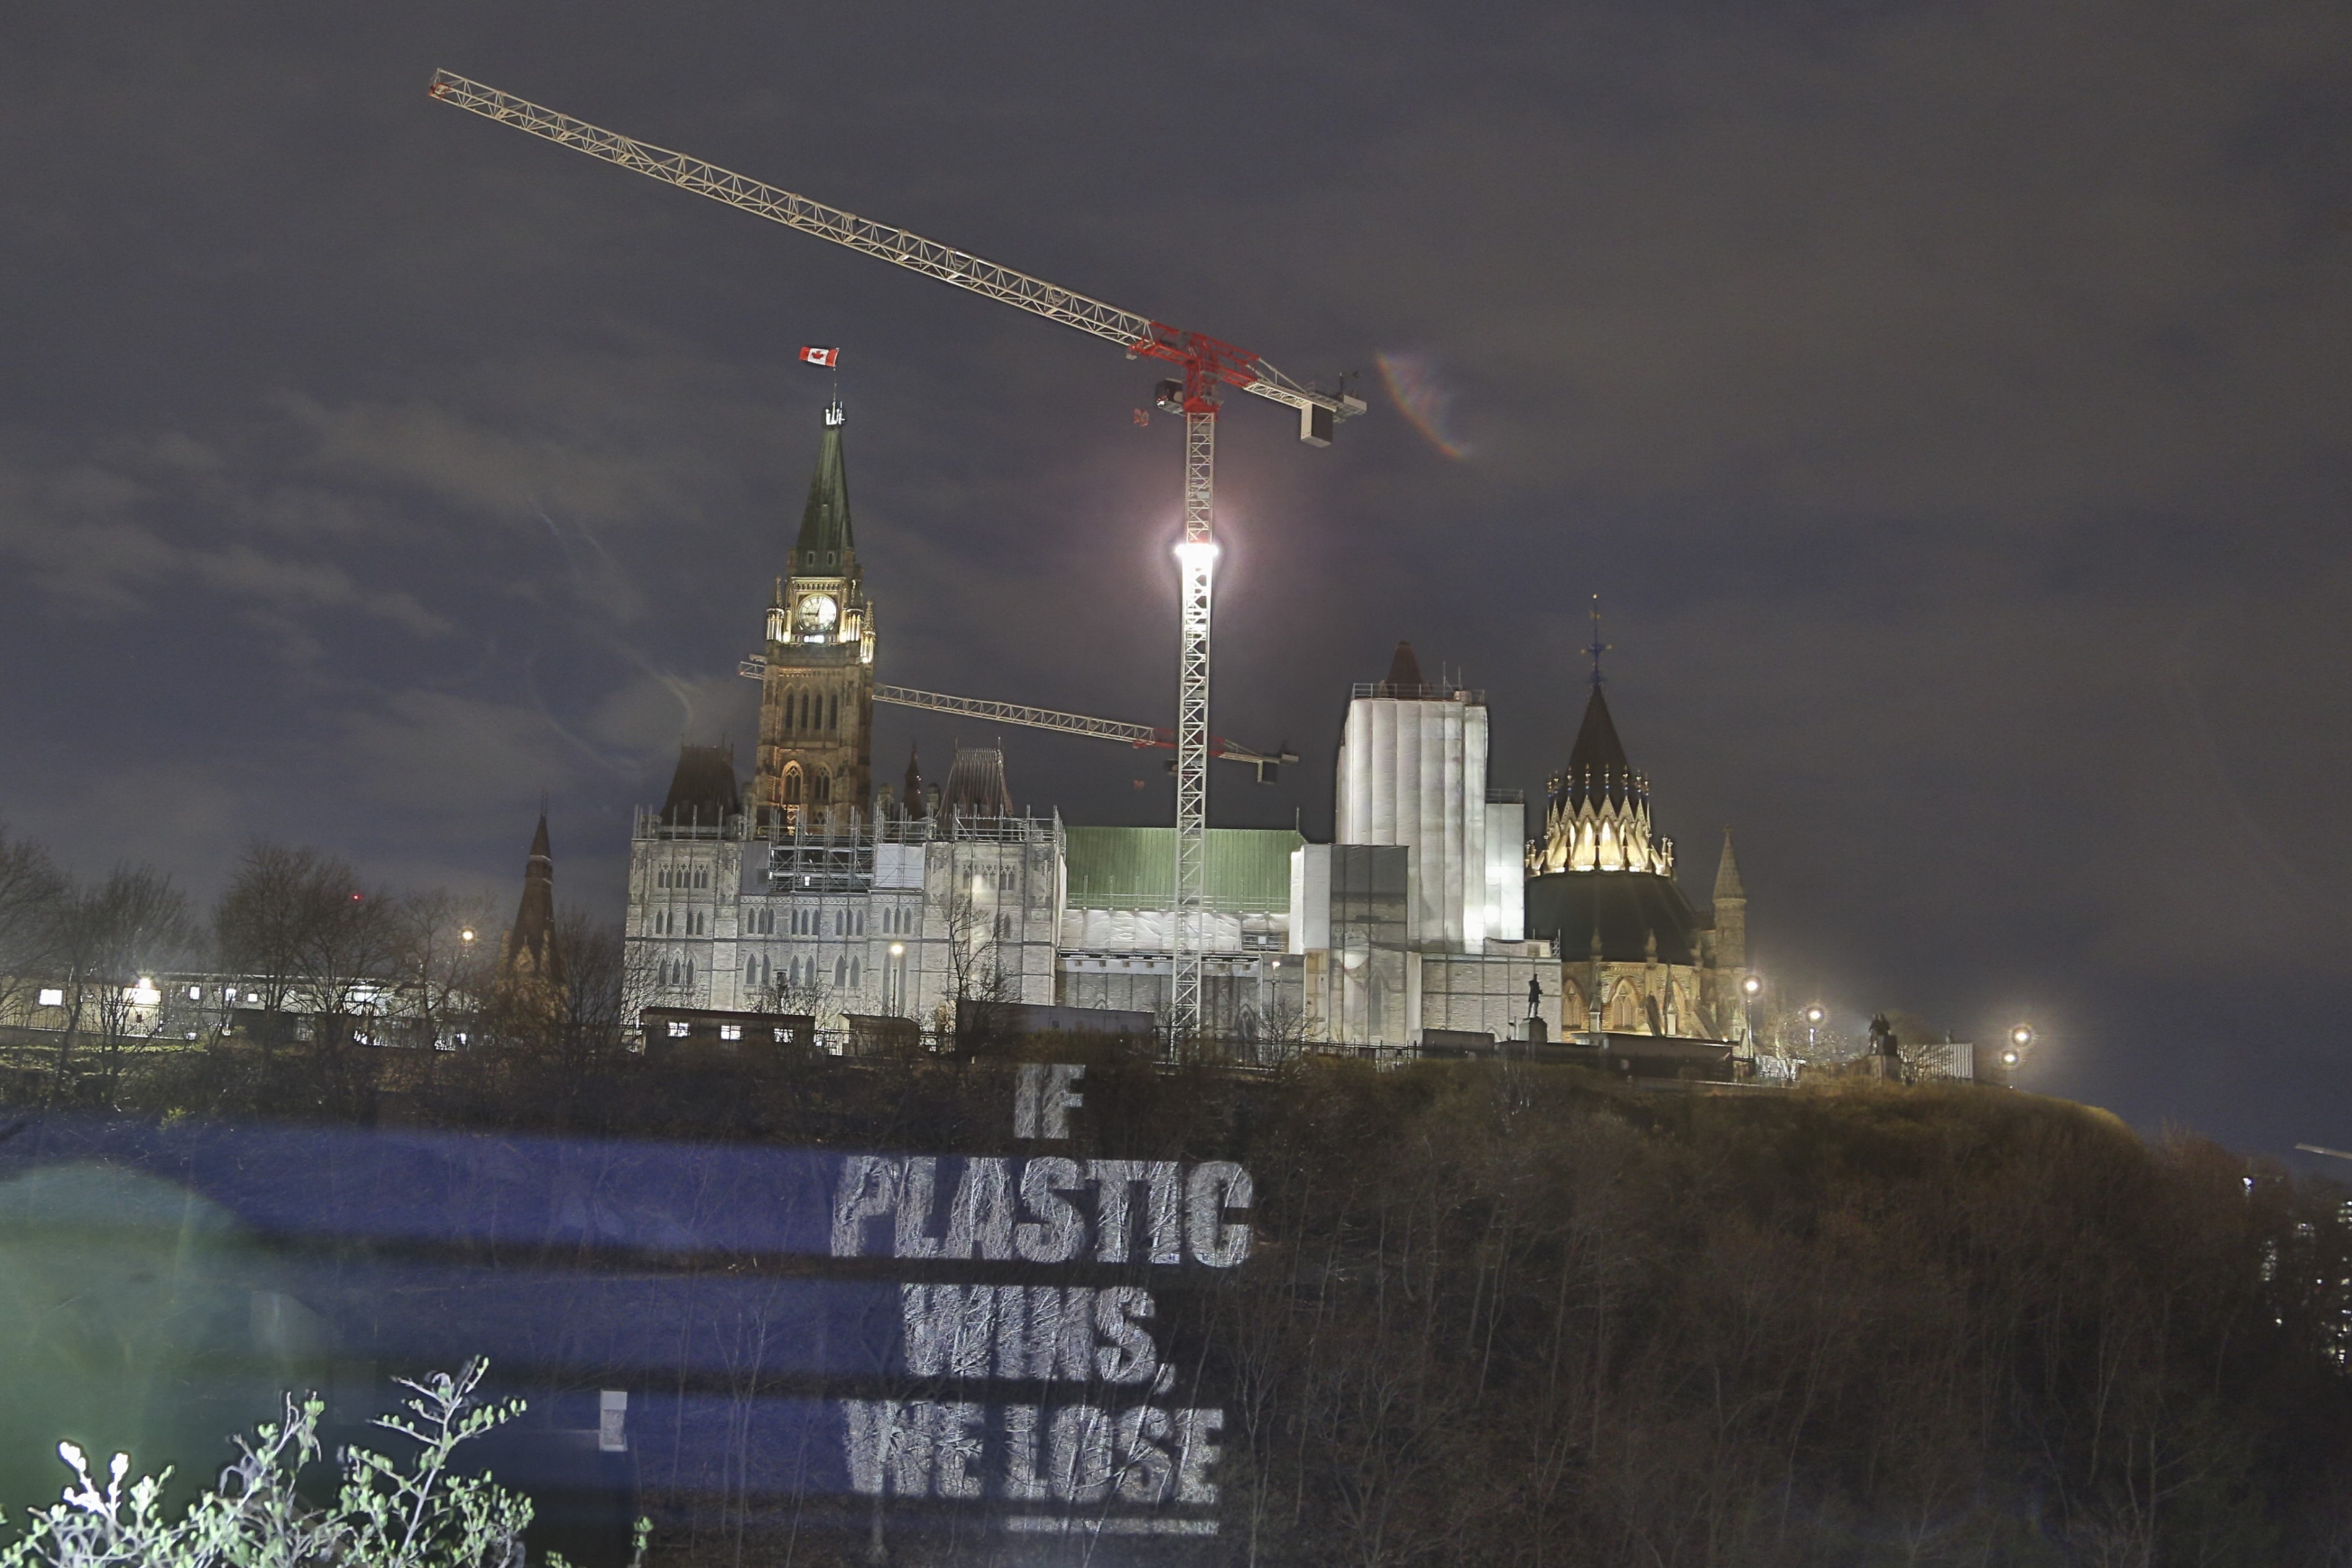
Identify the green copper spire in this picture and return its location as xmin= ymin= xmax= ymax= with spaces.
xmin=791 ymin=399 xmax=854 ymax=572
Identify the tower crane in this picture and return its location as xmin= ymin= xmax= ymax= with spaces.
xmin=427 ymin=70 xmax=1364 ymax=1040
xmin=737 ymin=656 xmax=1297 ymax=781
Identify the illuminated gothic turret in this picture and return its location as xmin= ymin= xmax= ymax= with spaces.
xmin=1521 ymin=658 xmax=1753 ymax=1042
xmin=1527 ymin=686 xmax=1675 ymax=877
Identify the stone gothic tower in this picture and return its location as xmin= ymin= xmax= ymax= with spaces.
xmin=1522 ymin=682 xmax=1754 ymax=1042
xmin=499 ymin=810 xmax=562 ymax=990
xmin=753 ymin=401 xmax=875 ymax=825
xmin=1711 ymin=826 xmax=1747 ymax=970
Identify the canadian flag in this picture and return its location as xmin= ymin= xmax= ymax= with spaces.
xmin=799 ymin=346 xmax=840 ymax=367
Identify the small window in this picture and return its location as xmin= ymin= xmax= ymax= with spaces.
xmin=834 ymin=955 xmax=847 ymax=987
xmin=719 ymin=1023 xmax=742 ymax=1042
xmin=187 ymin=985 xmax=202 ymax=1001
xmin=37 ymin=988 xmax=63 ymax=1008
xmin=667 ymin=1020 xmax=689 ymax=1038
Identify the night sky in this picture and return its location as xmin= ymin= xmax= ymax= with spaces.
xmin=6 ymin=4 xmax=2350 ymax=1156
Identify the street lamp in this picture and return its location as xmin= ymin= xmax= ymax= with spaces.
xmin=1804 ymin=1003 xmax=1825 ymax=1054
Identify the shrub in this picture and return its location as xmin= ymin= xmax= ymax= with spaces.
xmin=0 ymin=1359 xmax=645 ymax=1568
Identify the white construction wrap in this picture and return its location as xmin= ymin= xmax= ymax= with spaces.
xmin=1335 ymin=691 xmax=1490 ymax=950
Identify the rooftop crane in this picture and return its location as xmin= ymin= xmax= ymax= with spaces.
xmin=736 ymin=656 xmax=1297 ymax=781
xmin=427 ymin=70 xmax=1364 ymax=1040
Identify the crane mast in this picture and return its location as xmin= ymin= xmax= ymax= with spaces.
xmin=428 ymin=69 xmax=1361 ymax=1042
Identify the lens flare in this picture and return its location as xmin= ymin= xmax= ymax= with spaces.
xmin=1376 ymin=350 xmax=1472 ymax=459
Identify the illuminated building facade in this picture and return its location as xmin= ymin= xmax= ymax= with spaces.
xmin=624 ymin=408 xmax=1753 ymax=1053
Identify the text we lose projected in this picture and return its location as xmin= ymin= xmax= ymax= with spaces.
xmin=827 ymin=1065 xmax=1249 ymax=1533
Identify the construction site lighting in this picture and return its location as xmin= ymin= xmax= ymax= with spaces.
xmin=2010 ymin=1024 xmax=2034 ymax=1048
xmin=1174 ymin=540 xmax=1220 ymax=569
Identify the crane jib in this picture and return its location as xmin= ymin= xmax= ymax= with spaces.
xmin=425 ymin=71 xmax=1352 ymax=419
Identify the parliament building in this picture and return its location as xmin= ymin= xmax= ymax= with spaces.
xmin=617 ymin=405 xmax=1755 ymax=1060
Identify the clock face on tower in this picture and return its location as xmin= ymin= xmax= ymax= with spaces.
xmin=795 ymin=593 xmax=840 ymax=637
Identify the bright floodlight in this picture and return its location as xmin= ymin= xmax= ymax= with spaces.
xmin=1742 ymin=975 xmax=1763 ymax=996
xmin=1173 ymin=539 xmax=1220 ymax=569
xmin=2002 ymin=1049 xmax=2021 ymax=1067
xmin=2010 ymin=1024 xmax=2034 ymax=1047
xmin=461 ymin=927 xmax=477 ymax=943
xmin=1804 ymin=1005 xmax=1825 ymax=1024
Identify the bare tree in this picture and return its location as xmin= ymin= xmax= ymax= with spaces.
xmin=549 ymin=909 xmax=631 ymax=1064
xmin=53 ymin=864 xmax=194 ymax=1089
xmin=755 ymin=969 xmax=837 ymax=1024
xmin=212 ymin=842 xmax=323 ymax=1015
xmin=394 ymin=889 xmax=500 ymax=1049
xmin=214 ymin=843 xmax=400 ymax=1046
xmin=0 ymin=821 xmax=66 ymax=1024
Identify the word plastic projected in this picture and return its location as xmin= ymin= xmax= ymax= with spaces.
xmin=830 ymin=1065 xmax=1246 ymax=1533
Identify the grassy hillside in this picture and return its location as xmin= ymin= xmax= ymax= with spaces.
xmin=8 ymin=1050 xmax=2350 ymax=1566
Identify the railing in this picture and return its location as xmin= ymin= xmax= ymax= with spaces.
xmin=1348 ymin=682 xmax=1486 ymax=703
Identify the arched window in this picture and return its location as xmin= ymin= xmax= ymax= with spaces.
xmin=1607 ymin=980 xmax=1644 ymax=1032
xmin=782 ymin=765 xmax=804 ymax=805
xmin=1560 ymin=980 xmax=1585 ymax=1025
xmin=814 ymin=772 xmax=831 ymax=804
xmin=834 ymin=955 xmax=848 ymax=987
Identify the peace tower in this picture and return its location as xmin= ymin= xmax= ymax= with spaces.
xmin=753 ymin=401 xmax=875 ymax=825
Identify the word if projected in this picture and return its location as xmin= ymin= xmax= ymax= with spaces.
xmin=828 ymin=1066 xmax=1249 ymax=1535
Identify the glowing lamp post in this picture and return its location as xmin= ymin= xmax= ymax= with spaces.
xmin=1804 ymin=1004 xmax=1825 ymax=1055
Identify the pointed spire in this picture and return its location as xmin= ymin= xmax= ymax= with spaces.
xmin=501 ymin=810 xmax=561 ymax=988
xmin=791 ymin=404 xmax=854 ymax=570
xmin=1384 ymin=640 xmax=1425 ymax=690
xmin=1586 ymin=594 xmax=1610 ymax=689
xmin=1566 ymin=685 xmax=1631 ymax=777
xmin=1713 ymin=826 xmax=1745 ymax=903
xmin=942 ymin=745 xmax=1014 ymax=818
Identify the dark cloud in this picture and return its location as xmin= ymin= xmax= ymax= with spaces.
xmin=3 ymin=0 xmax=2350 ymax=1151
